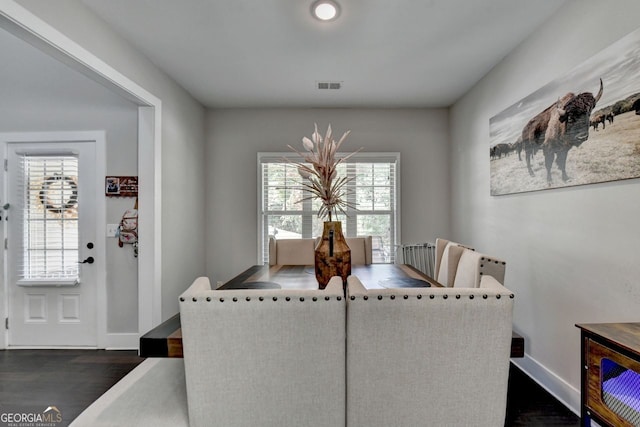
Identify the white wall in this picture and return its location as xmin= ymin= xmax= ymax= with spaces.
xmin=205 ymin=108 xmax=450 ymax=283
xmin=450 ymin=0 xmax=640 ymax=413
xmin=15 ymin=0 xmax=207 ymax=321
xmin=0 ymin=28 xmax=139 ymax=334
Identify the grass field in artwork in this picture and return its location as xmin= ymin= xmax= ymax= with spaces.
xmin=490 ymin=110 xmax=640 ymax=195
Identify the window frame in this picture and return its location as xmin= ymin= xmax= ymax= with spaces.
xmin=257 ymin=152 xmax=401 ymax=264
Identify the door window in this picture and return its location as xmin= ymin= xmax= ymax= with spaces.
xmin=16 ymin=155 xmax=79 ymax=283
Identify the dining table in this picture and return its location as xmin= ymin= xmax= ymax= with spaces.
xmin=139 ymin=263 xmax=525 ymax=358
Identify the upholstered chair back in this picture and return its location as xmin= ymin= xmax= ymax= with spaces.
xmin=179 ymin=276 xmax=346 ymax=427
xmin=434 ymin=237 xmax=453 ymax=278
xmin=434 ymin=238 xmax=473 ymax=286
xmin=345 ymin=275 xmax=514 ymax=427
xmin=268 ymin=237 xmax=315 ymax=266
xmin=345 ymin=236 xmax=373 ymax=265
xmin=269 ymin=236 xmax=373 ymax=266
xmin=453 ymin=248 xmax=507 ymax=288
xmin=314 ymin=236 xmax=373 ymax=266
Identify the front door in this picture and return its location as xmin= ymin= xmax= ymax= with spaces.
xmin=5 ymin=140 xmax=98 ymax=346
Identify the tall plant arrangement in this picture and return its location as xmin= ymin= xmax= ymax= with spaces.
xmin=288 ymin=124 xmax=361 ymax=221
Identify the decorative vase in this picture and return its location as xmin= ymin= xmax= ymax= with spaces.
xmin=315 ymin=221 xmax=351 ymax=289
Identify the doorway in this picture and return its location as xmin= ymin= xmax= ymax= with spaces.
xmin=0 ymin=4 xmax=162 ymax=349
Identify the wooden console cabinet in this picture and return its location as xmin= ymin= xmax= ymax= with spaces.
xmin=576 ymin=323 xmax=640 ymax=427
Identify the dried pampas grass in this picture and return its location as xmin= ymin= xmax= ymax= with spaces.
xmin=287 ymin=123 xmax=361 ymax=221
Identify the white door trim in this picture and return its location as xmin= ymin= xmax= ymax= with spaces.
xmin=0 ymin=1 xmax=163 ymax=348
xmin=1 ymin=131 xmax=106 ymax=347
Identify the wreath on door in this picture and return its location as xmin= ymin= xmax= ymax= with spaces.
xmin=38 ymin=175 xmax=78 ymax=214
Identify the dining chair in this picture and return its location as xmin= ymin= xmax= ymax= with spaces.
xmin=452 ymin=247 xmax=507 ymax=287
xmin=434 ymin=239 xmax=462 ymax=286
xmin=316 ymin=235 xmax=373 ymax=265
xmin=269 ymin=235 xmax=373 ymax=266
xmin=345 ymin=236 xmax=373 ymax=265
xmin=268 ymin=237 xmax=315 ymax=265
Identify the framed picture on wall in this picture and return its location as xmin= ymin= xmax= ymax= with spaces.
xmin=105 ymin=176 xmax=138 ymax=197
xmin=489 ymin=26 xmax=640 ymax=196
xmin=105 ymin=177 xmax=120 ymax=195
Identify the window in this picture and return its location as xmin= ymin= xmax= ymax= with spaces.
xmin=259 ymin=152 xmax=400 ymax=264
xmin=16 ymin=155 xmax=79 ymax=283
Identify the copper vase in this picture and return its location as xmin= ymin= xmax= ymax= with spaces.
xmin=315 ymin=221 xmax=351 ymax=289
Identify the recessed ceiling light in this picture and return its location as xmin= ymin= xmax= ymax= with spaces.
xmin=312 ymin=0 xmax=340 ymax=21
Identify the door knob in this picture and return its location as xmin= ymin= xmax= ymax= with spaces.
xmin=80 ymin=257 xmax=95 ymax=264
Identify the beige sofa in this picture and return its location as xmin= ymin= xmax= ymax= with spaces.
xmin=346 ymin=274 xmax=514 ymax=426
xmin=73 ymin=271 xmax=513 ymax=427
xmin=179 ymin=276 xmax=346 ymax=427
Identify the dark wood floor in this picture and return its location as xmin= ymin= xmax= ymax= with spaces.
xmin=0 ymin=349 xmax=580 ymax=426
xmin=505 ymin=364 xmax=581 ymax=426
xmin=0 ymin=349 xmax=144 ymax=426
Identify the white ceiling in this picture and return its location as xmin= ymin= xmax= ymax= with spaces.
xmin=79 ymin=0 xmax=566 ymax=108
xmin=32 ymin=0 xmax=567 ymax=109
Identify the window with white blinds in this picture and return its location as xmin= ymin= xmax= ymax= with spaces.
xmin=16 ymin=155 xmax=80 ymax=281
xmin=259 ymin=152 xmax=400 ymax=264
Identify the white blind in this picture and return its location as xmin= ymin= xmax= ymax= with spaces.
xmin=259 ymin=153 xmax=399 ymax=264
xmin=17 ymin=155 xmax=80 ymax=280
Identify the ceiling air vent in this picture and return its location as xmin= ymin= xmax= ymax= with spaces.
xmin=317 ymin=81 xmax=342 ymax=90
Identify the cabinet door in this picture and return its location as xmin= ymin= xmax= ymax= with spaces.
xmin=586 ymin=339 xmax=640 ymax=427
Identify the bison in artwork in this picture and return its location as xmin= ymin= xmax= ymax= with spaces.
xmin=590 ymin=113 xmax=605 ymax=131
xmin=632 ymin=98 xmax=640 ymax=115
xmin=490 ymin=143 xmax=511 ymax=159
xmin=512 ymin=137 xmax=523 ymax=161
xmin=521 ymin=79 xmax=603 ymax=184
xmin=606 ymin=112 xmax=614 ymax=124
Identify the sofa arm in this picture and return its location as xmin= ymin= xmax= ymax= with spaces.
xmin=479 ymin=274 xmax=512 ymax=294
xmin=179 ymin=277 xmax=212 ymax=301
xmin=346 ymin=275 xmax=367 ymax=297
xmin=325 ymin=275 xmax=346 ymax=296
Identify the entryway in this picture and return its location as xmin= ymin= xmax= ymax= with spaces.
xmin=0 ymin=4 xmax=163 ymax=350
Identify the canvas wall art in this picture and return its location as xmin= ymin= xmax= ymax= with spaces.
xmin=489 ymin=26 xmax=640 ymax=196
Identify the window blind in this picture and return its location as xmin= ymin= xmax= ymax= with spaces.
xmin=16 ymin=155 xmax=80 ymax=281
xmin=259 ymin=152 xmax=399 ymax=264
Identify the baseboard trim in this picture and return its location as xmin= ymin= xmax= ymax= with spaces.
xmin=512 ymin=354 xmax=581 ymax=416
xmin=106 ymin=333 xmax=139 ymax=350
